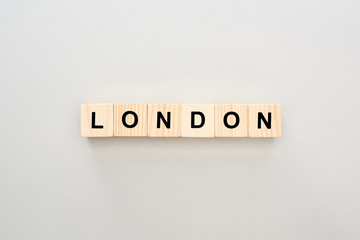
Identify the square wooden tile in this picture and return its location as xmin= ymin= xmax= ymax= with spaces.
xmin=181 ymin=104 xmax=214 ymax=137
xmin=114 ymin=103 xmax=147 ymax=137
xmin=148 ymin=104 xmax=181 ymax=137
xmin=215 ymin=104 xmax=248 ymax=137
xmin=81 ymin=104 xmax=113 ymax=137
xmin=249 ymin=104 xmax=281 ymax=137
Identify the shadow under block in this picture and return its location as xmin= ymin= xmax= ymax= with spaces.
xmin=181 ymin=104 xmax=214 ymax=137
xmin=113 ymin=103 xmax=147 ymax=137
xmin=81 ymin=104 xmax=114 ymax=137
xmin=248 ymin=104 xmax=281 ymax=137
xmin=148 ymin=104 xmax=181 ymax=137
xmin=215 ymin=104 xmax=248 ymax=137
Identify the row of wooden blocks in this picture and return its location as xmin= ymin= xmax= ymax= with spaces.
xmin=81 ymin=104 xmax=281 ymax=137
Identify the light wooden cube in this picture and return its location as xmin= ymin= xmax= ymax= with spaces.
xmin=215 ymin=104 xmax=248 ymax=137
xmin=81 ymin=104 xmax=113 ymax=137
xmin=249 ymin=104 xmax=281 ymax=137
xmin=114 ymin=103 xmax=147 ymax=137
xmin=148 ymin=104 xmax=181 ymax=137
xmin=181 ymin=104 xmax=214 ymax=137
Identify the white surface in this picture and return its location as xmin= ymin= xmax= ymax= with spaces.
xmin=1 ymin=0 xmax=360 ymax=239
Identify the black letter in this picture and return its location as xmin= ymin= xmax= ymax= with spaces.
xmin=122 ymin=111 xmax=138 ymax=128
xmin=191 ymin=111 xmax=205 ymax=128
xmin=223 ymin=111 xmax=240 ymax=129
xmin=258 ymin=112 xmax=271 ymax=129
xmin=157 ymin=112 xmax=171 ymax=128
xmin=91 ymin=112 xmax=103 ymax=129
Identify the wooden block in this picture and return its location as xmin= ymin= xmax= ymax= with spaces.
xmin=181 ymin=104 xmax=214 ymax=137
xmin=81 ymin=104 xmax=113 ymax=137
xmin=248 ymin=104 xmax=281 ymax=137
xmin=215 ymin=104 xmax=248 ymax=137
xmin=113 ymin=103 xmax=147 ymax=137
xmin=148 ymin=104 xmax=181 ymax=137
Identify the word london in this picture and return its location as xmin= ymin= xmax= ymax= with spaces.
xmin=81 ymin=103 xmax=281 ymax=138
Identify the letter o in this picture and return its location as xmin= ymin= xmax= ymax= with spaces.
xmin=122 ymin=111 xmax=138 ymax=128
xmin=223 ymin=111 xmax=240 ymax=129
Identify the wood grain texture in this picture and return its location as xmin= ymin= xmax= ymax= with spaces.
xmin=148 ymin=104 xmax=181 ymax=137
xmin=215 ymin=104 xmax=248 ymax=137
xmin=248 ymin=104 xmax=281 ymax=137
xmin=181 ymin=104 xmax=214 ymax=137
xmin=114 ymin=103 xmax=147 ymax=137
xmin=81 ymin=104 xmax=113 ymax=137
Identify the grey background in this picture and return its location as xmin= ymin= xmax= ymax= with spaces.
xmin=1 ymin=0 xmax=360 ymax=239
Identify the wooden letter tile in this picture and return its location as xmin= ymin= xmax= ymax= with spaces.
xmin=114 ymin=103 xmax=147 ymax=137
xmin=148 ymin=104 xmax=181 ymax=137
xmin=215 ymin=104 xmax=248 ymax=137
xmin=181 ymin=104 xmax=214 ymax=137
xmin=81 ymin=104 xmax=113 ymax=137
xmin=248 ymin=104 xmax=281 ymax=137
